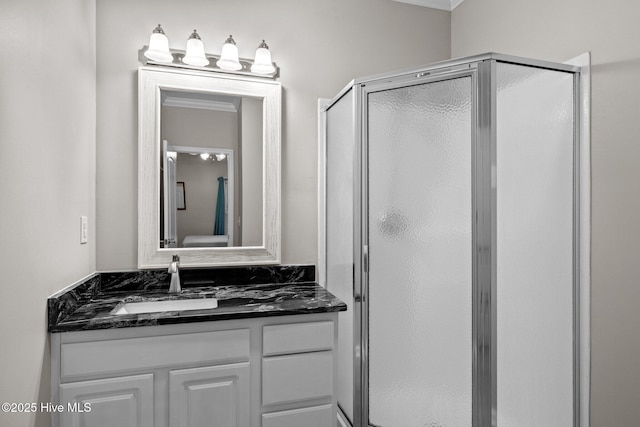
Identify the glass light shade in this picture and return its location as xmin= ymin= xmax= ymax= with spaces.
xmin=251 ymin=40 xmax=275 ymax=74
xmin=182 ymin=30 xmax=209 ymax=66
xmin=144 ymin=25 xmax=173 ymax=63
xmin=216 ymin=35 xmax=242 ymax=71
xmin=200 ymin=153 xmax=210 ymax=160
xmin=215 ymin=154 xmax=226 ymax=161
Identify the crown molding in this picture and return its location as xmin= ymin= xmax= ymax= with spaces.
xmin=392 ymin=0 xmax=465 ymax=11
xmin=162 ymin=97 xmax=238 ymax=112
xmin=161 ymin=91 xmax=240 ymax=112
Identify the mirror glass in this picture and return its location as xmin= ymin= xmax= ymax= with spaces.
xmin=138 ymin=67 xmax=281 ymax=268
xmin=159 ymin=90 xmax=263 ymax=248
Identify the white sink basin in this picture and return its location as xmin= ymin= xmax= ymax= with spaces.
xmin=111 ymin=298 xmax=218 ymax=315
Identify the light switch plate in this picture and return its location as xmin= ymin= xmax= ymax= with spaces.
xmin=80 ymin=216 xmax=88 ymax=244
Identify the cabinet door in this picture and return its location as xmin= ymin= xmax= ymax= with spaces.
xmin=169 ymin=363 xmax=250 ymax=427
xmin=59 ymin=374 xmax=153 ymax=427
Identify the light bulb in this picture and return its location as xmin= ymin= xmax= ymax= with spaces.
xmin=182 ymin=30 xmax=209 ymax=66
xmin=251 ymin=40 xmax=275 ymax=74
xmin=144 ymin=24 xmax=173 ymax=63
xmin=216 ymin=35 xmax=242 ymax=71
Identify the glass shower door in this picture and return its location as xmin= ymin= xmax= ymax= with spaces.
xmin=365 ymin=75 xmax=474 ymax=427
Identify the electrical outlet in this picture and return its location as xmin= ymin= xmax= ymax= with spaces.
xmin=80 ymin=216 xmax=88 ymax=244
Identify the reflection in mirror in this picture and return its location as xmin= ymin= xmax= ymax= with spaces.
xmin=159 ymin=91 xmax=263 ymax=248
xmin=138 ymin=66 xmax=281 ymax=268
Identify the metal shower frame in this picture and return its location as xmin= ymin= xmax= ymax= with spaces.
xmin=324 ymin=53 xmax=587 ymax=427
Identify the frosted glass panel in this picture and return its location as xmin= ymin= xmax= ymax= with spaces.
xmin=368 ymin=77 xmax=472 ymax=427
xmin=496 ymin=63 xmax=574 ymax=427
xmin=325 ymin=89 xmax=355 ymax=421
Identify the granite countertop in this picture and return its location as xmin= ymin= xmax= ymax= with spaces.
xmin=48 ymin=265 xmax=347 ymax=333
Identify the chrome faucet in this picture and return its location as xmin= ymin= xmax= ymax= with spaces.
xmin=168 ymin=254 xmax=181 ymax=293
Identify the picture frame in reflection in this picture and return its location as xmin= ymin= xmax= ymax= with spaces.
xmin=176 ymin=182 xmax=186 ymax=210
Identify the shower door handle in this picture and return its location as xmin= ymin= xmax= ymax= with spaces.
xmin=363 ymin=245 xmax=369 ymax=273
xmin=353 ymin=245 xmax=369 ymax=302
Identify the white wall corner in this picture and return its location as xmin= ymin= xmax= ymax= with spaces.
xmin=392 ymin=0 xmax=465 ymax=12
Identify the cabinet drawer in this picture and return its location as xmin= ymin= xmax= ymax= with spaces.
xmin=262 ymin=352 xmax=333 ymax=406
xmin=61 ymin=329 xmax=249 ymax=379
xmin=263 ymin=321 xmax=334 ymax=356
xmin=262 ymin=404 xmax=333 ymax=427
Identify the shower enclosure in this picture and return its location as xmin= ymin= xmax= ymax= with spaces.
xmin=320 ymin=53 xmax=590 ymax=427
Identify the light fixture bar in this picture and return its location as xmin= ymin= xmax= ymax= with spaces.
xmin=138 ymin=46 xmax=279 ymax=79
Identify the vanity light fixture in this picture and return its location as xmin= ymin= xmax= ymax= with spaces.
xmin=216 ymin=35 xmax=242 ymax=71
xmin=140 ymin=27 xmax=279 ymax=79
xmin=199 ymin=153 xmax=210 ymax=160
xmin=215 ymin=153 xmax=227 ymax=161
xmin=144 ymin=24 xmax=173 ymax=63
xmin=250 ymin=40 xmax=276 ymax=75
xmin=182 ymin=30 xmax=209 ymax=66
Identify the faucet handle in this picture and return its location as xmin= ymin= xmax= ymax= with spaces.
xmin=168 ymin=254 xmax=180 ymax=274
xmin=168 ymin=254 xmax=181 ymax=293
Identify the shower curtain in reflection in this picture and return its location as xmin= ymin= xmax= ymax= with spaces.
xmin=214 ymin=176 xmax=225 ymax=235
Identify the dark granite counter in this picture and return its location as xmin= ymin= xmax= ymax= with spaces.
xmin=48 ymin=265 xmax=347 ymax=333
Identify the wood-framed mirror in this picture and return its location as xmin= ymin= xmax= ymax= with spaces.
xmin=138 ymin=66 xmax=281 ymax=268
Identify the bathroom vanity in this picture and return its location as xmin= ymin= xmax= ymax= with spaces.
xmin=48 ymin=266 xmax=346 ymax=427
xmin=46 ymin=55 xmax=346 ymax=427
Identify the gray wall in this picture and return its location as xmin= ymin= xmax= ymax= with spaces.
xmin=0 ymin=1 xmax=96 ymax=427
xmin=452 ymin=1 xmax=640 ymax=425
xmin=96 ymin=0 xmax=451 ymax=269
xmin=240 ymin=98 xmax=263 ymax=246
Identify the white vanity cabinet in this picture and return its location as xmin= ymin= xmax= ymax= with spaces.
xmin=50 ymin=313 xmax=338 ymax=427
xmin=261 ymin=321 xmax=337 ymax=426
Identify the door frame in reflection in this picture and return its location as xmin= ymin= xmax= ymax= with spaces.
xmin=163 ymin=143 xmax=234 ymax=248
